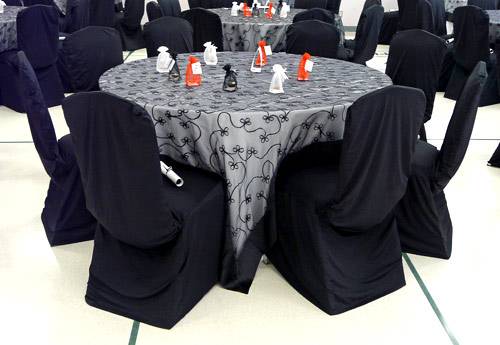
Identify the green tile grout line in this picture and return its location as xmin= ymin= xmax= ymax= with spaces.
xmin=403 ymin=253 xmax=459 ymax=345
xmin=128 ymin=321 xmax=140 ymax=345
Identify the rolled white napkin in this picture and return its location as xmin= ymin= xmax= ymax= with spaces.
xmin=160 ymin=161 xmax=184 ymax=187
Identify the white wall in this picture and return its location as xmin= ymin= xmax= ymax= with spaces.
xmin=340 ymin=0 xmax=398 ymax=27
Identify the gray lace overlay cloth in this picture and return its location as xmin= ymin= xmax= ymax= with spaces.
xmin=486 ymin=10 xmax=500 ymax=44
xmin=99 ymin=52 xmax=392 ymax=258
xmin=445 ymin=0 xmax=466 ymax=13
xmin=0 ymin=6 xmax=22 ymax=53
xmin=53 ymin=0 xmax=67 ymax=15
xmin=209 ymin=8 xmax=345 ymax=52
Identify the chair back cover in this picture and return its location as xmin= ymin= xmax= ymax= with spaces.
xmin=363 ymin=0 xmax=381 ymax=11
xmin=89 ymin=0 xmax=115 ymax=27
xmin=294 ymin=0 xmax=327 ymax=9
xmin=16 ymin=5 xmax=59 ymax=69
xmin=431 ymin=0 xmax=447 ymax=36
xmin=352 ymin=4 xmax=384 ymax=64
xmin=327 ymin=85 xmax=425 ymax=230
xmin=4 ymin=0 xmax=22 ymax=5
xmin=143 ymin=16 xmax=193 ymax=57
xmin=292 ymin=8 xmax=335 ymax=25
xmin=61 ymin=26 xmax=123 ymax=91
xmin=286 ymin=20 xmax=340 ymax=58
xmin=188 ymin=0 xmax=232 ymax=8
xmin=398 ymin=0 xmax=434 ymax=32
xmin=15 ymin=51 xmax=59 ymax=176
xmin=386 ymin=29 xmax=446 ymax=122
xmin=326 ymin=0 xmax=341 ymax=13
xmin=435 ymin=62 xmax=487 ymax=189
xmin=63 ymin=92 xmax=181 ymax=248
xmin=158 ymin=0 xmax=181 ymax=16
xmin=147 ymin=1 xmax=163 ymax=21
xmin=453 ymin=6 xmax=490 ymax=71
xmin=488 ymin=144 xmax=500 ymax=167
xmin=122 ymin=0 xmax=145 ymax=29
xmin=468 ymin=0 xmax=497 ymax=9
xmin=180 ymin=8 xmax=223 ymax=53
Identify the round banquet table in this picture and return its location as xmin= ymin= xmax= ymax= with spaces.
xmin=0 ymin=6 xmax=22 ymax=53
xmin=209 ymin=8 xmax=345 ymax=52
xmin=486 ymin=10 xmax=500 ymax=44
xmin=99 ymin=52 xmax=392 ymax=289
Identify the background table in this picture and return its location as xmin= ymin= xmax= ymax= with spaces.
xmin=445 ymin=0 xmax=467 ymax=13
xmin=209 ymin=8 xmax=345 ymax=52
xmin=487 ymin=10 xmax=500 ymax=43
xmin=99 ymin=52 xmax=391 ymax=283
xmin=0 ymin=6 xmax=22 ymax=53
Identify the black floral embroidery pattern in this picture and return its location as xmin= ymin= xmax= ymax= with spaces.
xmin=99 ymin=52 xmax=392 ymax=260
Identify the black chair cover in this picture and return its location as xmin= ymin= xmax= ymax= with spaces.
xmin=180 ymin=8 xmax=223 ymax=53
xmin=188 ymin=0 xmax=232 ymax=8
xmin=398 ymin=0 xmax=434 ymax=32
xmin=294 ymin=0 xmax=327 ymax=9
xmin=147 ymin=1 xmax=163 ymax=21
xmin=89 ymin=0 xmax=115 ymax=27
xmin=4 ymin=0 xmax=22 ymax=5
xmin=57 ymin=26 xmax=123 ymax=92
xmin=0 ymin=5 xmax=64 ymax=112
xmin=396 ymin=62 xmax=487 ymax=259
xmin=114 ymin=0 xmax=145 ymax=51
xmin=326 ymin=0 xmax=341 ymax=14
xmin=363 ymin=0 xmax=381 ymax=11
xmin=63 ymin=0 xmax=91 ymax=33
xmin=488 ymin=144 xmax=500 ymax=167
xmin=386 ymin=30 xmax=446 ymax=125
xmin=63 ymin=91 xmax=225 ymax=329
xmin=379 ymin=10 xmax=399 ymax=44
xmin=346 ymin=4 xmax=384 ymax=65
xmin=143 ymin=16 xmax=193 ymax=57
xmin=445 ymin=6 xmax=500 ymax=105
xmin=158 ymin=0 xmax=181 ymax=16
xmin=468 ymin=0 xmax=497 ymax=9
xmin=266 ymin=85 xmax=425 ymax=314
xmin=15 ymin=51 xmax=96 ymax=246
xmin=431 ymin=0 xmax=447 ymax=36
xmin=286 ymin=20 xmax=340 ymax=58
xmin=293 ymin=7 xmax=335 ymax=25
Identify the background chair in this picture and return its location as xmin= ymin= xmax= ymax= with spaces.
xmin=180 ymin=8 xmax=223 ymax=53
xmin=4 ymin=0 xmax=23 ymax=5
xmin=386 ymin=29 xmax=447 ymax=141
xmin=89 ymin=0 xmax=115 ymax=27
xmin=468 ymin=0 xmax=498 ymax=9
xmin=294 ymin=0 xmax=327 ymax=9
xmin=188 ymin=0 xmax=232 ymax=8
xmin=114 ymin=0 xmax=145 ymax=51
xmin=445 ymin=6 xmax=500 ymax=106
xmin=57 ymin=26 xmax=123 ymax=92
xmin=147 ymin=1 xmax=163 ymax=21
xmin=398 ymin=0 xmax=434 ymax=33
xmin=143 ymin=16 xmax=193 ymax=57
xmin=326 ymin=0 xmax=341 ymax=14
xmin=15 ymin=51 xmax=96 ymax=246
xmin=266 ymin=85 xmax=425 ymax=315
xmin=339 ymin=4 xmax=384 ymax=65
xmin=292 ymin=8 xmax=335 ymax=25
xmin=0 ymin=5 xmax=64 ymax=113
xmin=158 ymin=0 xmax=181 ymax=16
xmin=396 ymin=62 xmax=487 ymax=259
xmin=488 ymin=143 xmax=500 ymax=167
xmin=286 ymin=20 xmax=340 ymax=58
xmin=63 ymin=91 xmax=226 ymax=329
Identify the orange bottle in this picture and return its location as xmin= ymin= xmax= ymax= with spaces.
xmin=255 ymin=40 xmax=267 ymax=66
xmin=266 ymin=3 xmax=273 ymax=18
xmin=185 ymin=56 xmax=202 ymax=87
xmin=297 ymin=52 xmax=311 ymax=81
xmin=243 ymin=3 xmax=251 ymax=17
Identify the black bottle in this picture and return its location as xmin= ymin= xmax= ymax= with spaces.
xmin=223 ymin=64 xmax=238 ymax=92
xmin=168 ymin=52 xmax=181 ymax=82
xmin=252 ymin=3 xmax=260 ymax=17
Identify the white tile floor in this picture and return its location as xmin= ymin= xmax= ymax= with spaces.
xmin=0 ymin=45 xmax=499 ymax=345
